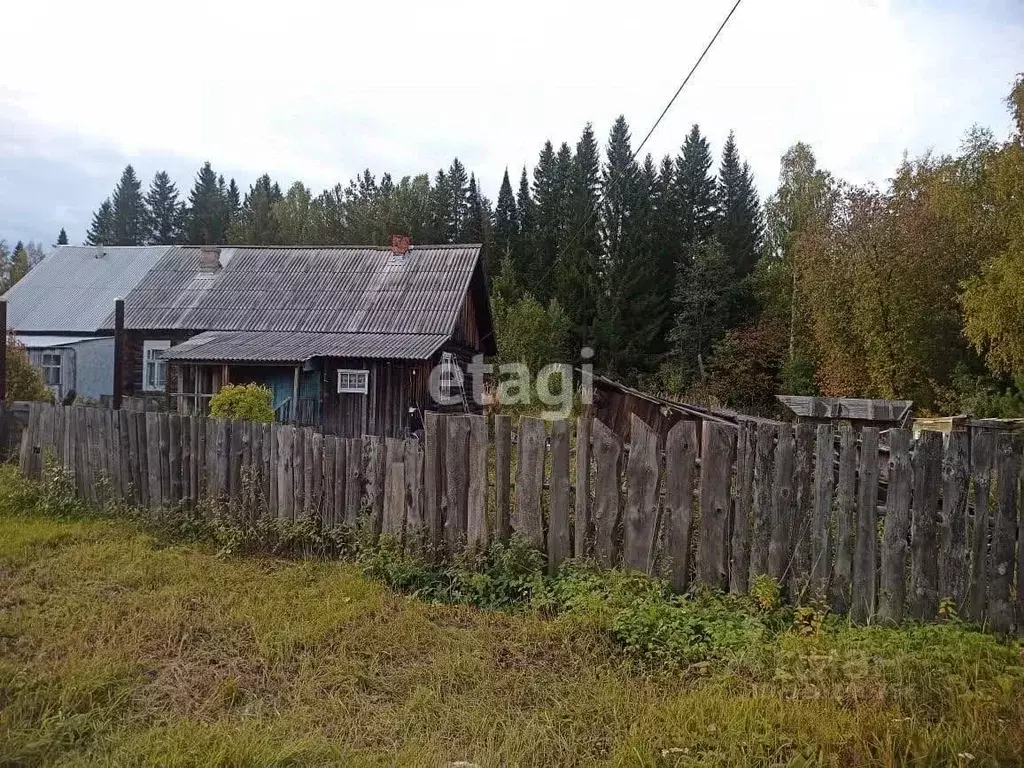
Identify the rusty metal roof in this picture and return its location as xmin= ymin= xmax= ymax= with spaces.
xmin=2 ymin=245 xmax=173 ymax=332
xmin=161 ymin=330 xmax=448 ymax=363
xmin=112 ymin=245 xmax=484 ymax=341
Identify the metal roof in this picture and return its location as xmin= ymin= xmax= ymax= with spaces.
xmin=15 ymin=335 xmax=100 ymax=348
xmin=161 ymin=330 xmax=448 ymax=363
xmin=113 ymin=245 xmax=483 ymax=338
xmin=2 ymin=246 xmax=173 ymax=332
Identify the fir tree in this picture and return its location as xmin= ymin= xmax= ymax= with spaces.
xmin=86 ymin=199 xmax=115 ymax=245
xmin=493 ymin=169 xmax=519 ymax=263
xmin=56 ymin=228 xmax=69 ymax=246
xmin=447 ymin=158 xmax=470 ymax=240
xmin=232 ymin=174 xmax=283 ymax=245
xmin=515 ymin=166 xmax=535 ymax=282
xmin=555 ymin=123 xmax=602 ymax=345
xmin=676 ymin=124 xmax=718 ymax=255
xmin=671 ymin=237 xmax=733 ymax=382
xmin=226 ymin=178 xmax=241 ymax=231
xmin=529 ymin=141 xmax=560 ymax=300
xmin=111 ymin=165 xmax=147 ymax=245
xmin=430 ymin=169 xmax=452 ymax=243
xmin=185 ymin=161 xmax=229 ymax=244
xmin=145 ymin=171 xmax=184 ymax=245
xmin=595 ymin=116 xmax=662 ymax=376
xmin=717 ymin=131 xmax=763 ymax=280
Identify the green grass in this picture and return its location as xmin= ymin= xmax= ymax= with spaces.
xmin=2 ymin=469 xmax=1024 ymax=766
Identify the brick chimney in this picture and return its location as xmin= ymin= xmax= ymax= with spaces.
xmin=390 ymin=234 xmax=411 ymax=255
xmin=199 ymin=245 xmax=222 ymax=272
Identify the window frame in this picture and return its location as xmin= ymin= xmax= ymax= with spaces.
xmin=40 ymin=352 xmax=62 ymax=387
xmin=143 ymin=340 xmax=171 ymax=392
xmin=337 ymin=368 xmax=369 ymax=394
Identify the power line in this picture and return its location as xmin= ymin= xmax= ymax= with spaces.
xmin=496 ymin=0 xmax=747 ymax=331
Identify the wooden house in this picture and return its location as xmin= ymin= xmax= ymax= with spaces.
xmin=110 ymin=240 xmax=495 ymax=437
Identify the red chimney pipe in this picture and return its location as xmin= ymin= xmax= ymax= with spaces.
xmin=390 ymin=234 xmax=411 ymax=255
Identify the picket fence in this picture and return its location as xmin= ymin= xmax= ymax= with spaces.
xmin=14 ymin=402 xmax=1024 ymax=631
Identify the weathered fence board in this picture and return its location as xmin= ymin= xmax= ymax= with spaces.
xmin=749 ymin=422 xmax=776 ymax=582
xmin=404 ymin=438 xmax=424 ymax=555
xmin=467 ymin=415 xmax=489 ymax=552
xmin=789 ymin=423 xmax=817 ymax=596
xmin=424 ymin=413 xmax=444 ymax=557
xmin=363 ymin=435 xmax=384 ymax=537
xmin=967 ymin=430 xmax=995 ymax=621
xmin=574 ymin=415 xmax=592 ymax=559
xmin=548 ymin=418 xmax=571 ymax=573
xmin=622 ymin=414 xmax=660 ymax=574
xmin=939 ymin=429 xmax=970 ymax=612
xmin=768 ymin=425 xmax=795 ymax=583
xmin=444 ymin=416 xmax=470 ymax=552
xmin=345 ymin=438 xmax=363 ymax=528
xmin=879 ymin=428 xmax=912 ymax=624
xmin=910 ymin=430 xmax=942 ymax=620
xmin=851 ymin=427 xmax=880 ymax=623
xmin=832 ymin=425 xmax=857 ymax=614
xmin=591 ymin=418 xmax=622 ymax=567
xmin=494 ymin=414 xmax=512 ymax=545
xmin=730 ymin=421 xmax=756 ymax=593
xmin=809 ymin=424 xmax=835 ymax=597
xmin=665 ymin=420 xmax=698 ymax=591
xmin=513 ymin=417 xmax=545 ymax=549
xmin=988 ymin=433 xmax=1019 ymax=633
xmin=383 ymin=444 xmax=405 ymax=543
xmin=697 ymin=422 xmax=735 ymax=590
xmin=277 ymin=426 xmax=294 ymax=520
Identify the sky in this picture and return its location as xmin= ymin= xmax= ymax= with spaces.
xmin=1 ymin=0 xmax=1022 ymax=247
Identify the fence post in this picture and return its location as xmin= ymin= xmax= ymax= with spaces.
xmin=112 ymin=298 xmax=124 ymax=410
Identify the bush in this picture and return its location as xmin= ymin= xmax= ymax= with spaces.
xmin=209 ymin=383 xmax=275 ymax=422
xmin=5 ymin=331 xmax=51 ymax=404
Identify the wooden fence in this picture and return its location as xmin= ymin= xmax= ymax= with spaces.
xmin=13 ymin=402 xmax=1024 ymax=631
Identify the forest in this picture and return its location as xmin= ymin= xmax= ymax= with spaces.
xmin=14 ymin=75 xmax=1024 ymax=417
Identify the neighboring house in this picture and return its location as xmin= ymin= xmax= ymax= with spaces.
xmin=112 ymin=240 xmax=495 ymax=438
xmin=1 ymin=245 xmax=176 ymax=401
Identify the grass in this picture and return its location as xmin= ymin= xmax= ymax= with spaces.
xmin=1 ymin=469 xmax=1024 ymax=766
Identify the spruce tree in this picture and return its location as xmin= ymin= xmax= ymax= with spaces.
xmin=232 ymin=174 xmax=283 ymax=245
xmin=671 ymin=237 xmax=733 ymax=383
xmin=447 ymin=158 xmax=470 ymax=239
xmin=529 ymin=141 xmax=560 ymax=300
xmin=717 ymin=131 xmax=763 ymax=281
xmin=226 ymin=178 xmax=241 ymax=232
xmin=555 ymin=123 xmax=602 ymax=346
xmin=493 ymin=169 xmax=519 ymax=262
xmin=111 ymin=165 xmax=147 ymax=245
xmin=649 ymin=154 xmax=683 ymax=354
xmin=185 ymin=161 xmax=229 ymax=244
xmin=595 ymin=116 xmax=662 ymax=377
xmin=56 ymin=228 xmax=68 ymax=245
xmin=675 ymin=124 xmax=718 ymax=256
xmin=86 ymin=199 xmax=115 ymax=245
xmin=430 ymin=169 xmax=452 ymax=243
xmin=145 ymin=171 xmax=184 ymax=245
xmin=515 ymin=166 xmax=534 ymax=282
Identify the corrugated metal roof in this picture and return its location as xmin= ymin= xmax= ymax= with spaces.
xmin=2 ymin=246 xmax=174 ymax=332
xmin=15 ymin=335 xmax=99 ymax=348
xmin=161 ymin=330 xmax=448 ymax=363
xmin=113 ymin=245 xmax=482 ymax=339
xmin=777 ymin=395 xmax=913 ymax=423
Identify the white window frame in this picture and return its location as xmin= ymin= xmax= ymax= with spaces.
xmin=143 ymin=340 xmax=171 ymax=392
xmin=41 ymin=352 xmax=62 ymax=387
xmin=337 ymin=368 xmax=369 ymax=394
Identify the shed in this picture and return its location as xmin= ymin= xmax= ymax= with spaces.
xmin=776 ymin=395 xmax=913 ymax=429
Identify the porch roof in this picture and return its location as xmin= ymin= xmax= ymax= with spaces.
xmin=160 ymin=330 xmax=448 ymax=364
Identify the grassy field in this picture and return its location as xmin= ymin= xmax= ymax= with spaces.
xmin=2 ymin=474 xmax=1024 ymax=766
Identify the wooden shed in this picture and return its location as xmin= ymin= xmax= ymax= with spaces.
xmin=776 ymin=395 xmax=913 ymax=429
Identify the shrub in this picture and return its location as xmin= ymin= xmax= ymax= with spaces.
xmin=5 ymin=331 xmax=51 ymax=404
xmin=209 ymin=384 xmax=275 ymax=422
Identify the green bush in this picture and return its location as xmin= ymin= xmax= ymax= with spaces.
xmin=208 ymin=383 xmax=275 ymax=422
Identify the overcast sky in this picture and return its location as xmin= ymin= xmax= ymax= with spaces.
xmin=2 ymin=0 xmax=1022 ymax=247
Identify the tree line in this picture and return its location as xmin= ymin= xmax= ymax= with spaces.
xmin=66 ymin=74 xmax=1024 ymax=415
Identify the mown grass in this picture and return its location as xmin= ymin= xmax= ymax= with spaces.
xmin=1 ymin=467 xmax=1023 ymax=766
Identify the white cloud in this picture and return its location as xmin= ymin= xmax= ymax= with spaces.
xmin=2 ymin=0 xmax=1022 ymax=241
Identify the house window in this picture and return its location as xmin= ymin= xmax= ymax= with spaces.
xmin=41 ymin=353 xmax=61 ymax=386
xmin=143 ymin=340 xmax=171 ymax=391
xmin=337 ymin=368 xmax=369 ymax=394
